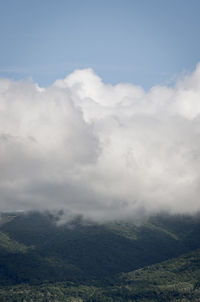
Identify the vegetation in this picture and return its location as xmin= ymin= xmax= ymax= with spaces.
xmin=0 ymin=211 xmax=199 ymax=301
xmin=0 ymin=249 xmax=199 ymax=301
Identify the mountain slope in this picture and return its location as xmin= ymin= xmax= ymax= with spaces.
xmin=0 ymin=249 xmax=199 ymax=301
xmin=116 ymin=248 xmax=200 ymax=302
xmin=0 ymin=211 xmax=199 ymax=284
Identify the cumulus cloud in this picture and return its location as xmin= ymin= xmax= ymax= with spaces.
xmin=1 ymin=64 xmax=200 ymax=220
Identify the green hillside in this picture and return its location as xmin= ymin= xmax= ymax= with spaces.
xmin=0 ymin=211 xmax=199 ymax=285
xmin=0 ymin=249 xmax=199 ymax=301
xmin=0 ymin=211 xmax=199 ymax=301
xmin=117 ymin=249 xmax=200 ymax=302
xmin=0 ymin=230 xmax=28 ymax=253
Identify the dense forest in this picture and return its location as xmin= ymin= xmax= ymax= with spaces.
xmin=0 ymin=211 xmax=199 ymax=301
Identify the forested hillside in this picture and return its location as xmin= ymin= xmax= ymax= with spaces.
xmin=0 ymin=211 xmax=199 ymax=301
xmin=0 ymin=249 xmax=199 ymax=301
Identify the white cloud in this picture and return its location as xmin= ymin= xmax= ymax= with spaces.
xmin=1 ymin=64 xmax=200 ymax=220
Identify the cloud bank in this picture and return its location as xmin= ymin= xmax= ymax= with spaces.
xmin=1 ymin=64 xmax=200 ymax=220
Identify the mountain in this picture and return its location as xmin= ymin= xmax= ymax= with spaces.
xmin=0 ymin=249 xmax=199 ymax=301
xmin=116 ymin=248 xmax=200 ymax=302
xmin=0 ymin=211 xmax=199 ymax=301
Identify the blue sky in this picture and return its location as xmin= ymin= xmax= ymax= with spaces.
xmin=0 ymin=0 xmax=200 ymax=89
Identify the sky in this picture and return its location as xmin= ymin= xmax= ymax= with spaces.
xmin=0 ymin=0 xmax=200 ymax=89
xmin=1 ymin=1 xmax=200 ymax=221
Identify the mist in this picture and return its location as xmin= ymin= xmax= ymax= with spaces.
xmin=1 ymin=64 xmax=200 ymax=220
